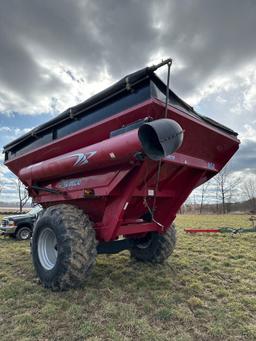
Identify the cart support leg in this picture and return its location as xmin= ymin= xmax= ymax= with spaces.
xmin=100 ymin=164 xmax=147 ymax=241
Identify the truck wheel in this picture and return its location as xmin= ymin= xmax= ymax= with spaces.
xmin=130 ymin=225 xmax=176 ymax=263
xmin=16 ymin=226 xmax=32 ymax=240
xmin=32 ymin=204 xmax=96 ymax=291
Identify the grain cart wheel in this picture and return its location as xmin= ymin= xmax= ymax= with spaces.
xmin=130 ymin=225 xmax=176 ymax=263
xmin=32 ymin=204 xmax=97 ymax=291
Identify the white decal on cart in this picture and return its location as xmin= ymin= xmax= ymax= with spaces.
xmin=58 ymin=179 xmax=82 ymax=189
xmin=148 ymin=189 xmax=154 ymax=196
xmin=208 ymin=162 xmax=215 ymax=170
xmin=166 ymin=155 xmax=176 ymax=160
xmin=109 ymin=152 xmax=116 ymax=159
xmin=71 ymin=151 xmax=97 ymax=166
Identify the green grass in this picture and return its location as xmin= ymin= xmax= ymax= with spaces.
xmin=1 ymin=214 xmax=256 ymax=340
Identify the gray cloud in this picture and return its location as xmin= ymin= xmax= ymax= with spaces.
xmin=156 ymin=0 xmax=256 ymax=94
xmin=231 ymin=140 xmax=256 ymax=173
xmin=0 ymin=0 xmax=255 ymax=176
xmin=90 ymin=0 xmax=159 ymax=77
xmin=1 ymin=0 xmax=255 ymax=99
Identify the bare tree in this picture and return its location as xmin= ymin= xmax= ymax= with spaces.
xmin=214 ymin=166 xmax=240 ymax=214
xmin=17 ymin=179 xmax=30 ymax=213
xmin=215 ymin=168 xmax=228 ymax=214
xmin=242 ymin=176 xmax=256 ymax=212
xmin=12 ymin=178 xmax=30 ymax=213
xmin=199 ymin=181 xmax=210 ymax=214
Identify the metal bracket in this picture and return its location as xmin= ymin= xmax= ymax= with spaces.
xmin=31 ymin=185 xmax=64 ymax=194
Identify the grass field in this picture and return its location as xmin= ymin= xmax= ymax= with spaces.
xmin=0 ymin=214 xmax=256 ymax=341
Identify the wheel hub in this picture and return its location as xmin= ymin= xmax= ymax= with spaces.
xmin=20 ymin=229 xmax=30 ymax=240
xmin=38 ymin=228 xmax=58 ymax=270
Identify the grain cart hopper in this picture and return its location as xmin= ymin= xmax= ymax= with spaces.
xmin=3 ymin=59 xmax=239 ymax=290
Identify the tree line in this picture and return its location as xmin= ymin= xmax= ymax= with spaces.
xmin=1 ymin=162 xmax=255 ymax=214
xmin=0 ymin=169 xmax=30 ymax=213
xmin=184 ymin=166 xmax=256 ymax=214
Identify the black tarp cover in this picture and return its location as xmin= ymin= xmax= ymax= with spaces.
xmin=3 ymin=65 xmax=238 ymax=160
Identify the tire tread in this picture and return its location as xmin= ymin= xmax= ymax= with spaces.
xmin=33 ymin=204 xmax=96 ymax=291
xmin=130 ymin=225 xmax=176 ymax=263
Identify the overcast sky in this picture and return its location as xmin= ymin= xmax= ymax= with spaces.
xmin=0 ymin=0 xmax=256 ymax=203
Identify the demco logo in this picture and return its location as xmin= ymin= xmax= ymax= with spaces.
xmin=59 ymin=151 xmax=97 ymax=167
xmin=71 ymin=151 xmax=97 ymax=166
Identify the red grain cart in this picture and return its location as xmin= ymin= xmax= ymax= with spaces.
xmin=3 ymin=60 xmax=239 ymax=290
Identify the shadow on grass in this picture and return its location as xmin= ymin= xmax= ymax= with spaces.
xmin=83 ymin=253 xmax=180 ymax=294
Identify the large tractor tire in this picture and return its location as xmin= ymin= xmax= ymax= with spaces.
xmin=32 ymin=204 xmax=97 ymax=291
xmin=130 ymin=225 xmax=176 ymax=263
